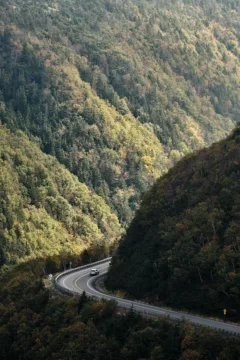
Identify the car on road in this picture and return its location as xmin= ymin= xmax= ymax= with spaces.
xmin=90 ymin=268 xmax=99 ymax=276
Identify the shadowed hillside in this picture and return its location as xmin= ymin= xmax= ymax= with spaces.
xmin=107 ymin=125 xmax=240 ymax=316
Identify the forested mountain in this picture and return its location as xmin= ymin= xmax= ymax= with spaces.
xmin=107 ymin=126 xmax=240 ymax=316
xmin=0 ymin=126 xmax=120 ymax=267
xmin=1 ymin=0 xmax=240 ymax=226
xmin=1 ymin=1 xmax=240 ymax=357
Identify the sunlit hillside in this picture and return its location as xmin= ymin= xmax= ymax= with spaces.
xmin=1 ymin=0 xmax=240 ymax=226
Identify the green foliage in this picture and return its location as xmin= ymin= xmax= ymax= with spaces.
xmin=107 ymin=126 xmax=240 ymax=317
xmin=1 ymin=261 xmax=240 ymax=359
xmin=1 ymin=0 xmax=240 ymax=225
xmin=0 ymin=126 xmax=121 ymax=266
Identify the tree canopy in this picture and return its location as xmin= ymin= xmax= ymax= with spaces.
xmin=0 ymin=126 xmax=121 ymax=267
xmin=1 ymin=0 xmax=240 ymax=225
xmin=1 ymin=259 xmax=240 ymax=359
xmin=107 ymin=125 xmax=240 ymax=317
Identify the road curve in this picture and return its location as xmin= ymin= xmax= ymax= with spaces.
xmin=55 ymin=259 xmax=240 ymax=335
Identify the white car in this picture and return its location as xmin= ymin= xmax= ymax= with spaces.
xmin=90 ymin=268 xmax=99 ymax=276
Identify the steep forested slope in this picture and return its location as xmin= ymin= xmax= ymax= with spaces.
xmin=1 ymin=0 xmax=240 ymax=225
xmin=107 ymin=126 xmax=240 ymax=315
xmin=0 ymin=126 xmax=121 ymax=266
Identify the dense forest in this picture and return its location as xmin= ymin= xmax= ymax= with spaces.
xmin=1 ymin=259 xmax=240 ymax=360
xmin=107 ymin=126 xmax=240 ymax=317
xmin=1 ymin=0 xmax=240 ymax=226
xmin=0 ymin=126 xmax=121 ymax=268
xmin=1 ymin=0 xmax=240 ymax=358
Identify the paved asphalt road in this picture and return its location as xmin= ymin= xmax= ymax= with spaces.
xmin=56 ymin=259 xmax=240 ymax=335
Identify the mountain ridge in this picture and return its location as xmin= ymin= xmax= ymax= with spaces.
xmin=107 ymin=125 xmax=240 ymax=316
xmin=1 ymin=0 xmax=240 ymax=226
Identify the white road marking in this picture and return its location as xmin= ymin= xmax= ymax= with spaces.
xmin=56 ymin=259 xmax=240 ymax=334
xmin=86 ymin=273 xmax=166 ymax=314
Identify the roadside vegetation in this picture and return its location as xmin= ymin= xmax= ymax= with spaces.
xmin=1 ymin=259 xmax=240 ymax=359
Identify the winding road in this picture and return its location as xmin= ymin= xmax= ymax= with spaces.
xmin=55 ymin=258 xmax=240 ymax=335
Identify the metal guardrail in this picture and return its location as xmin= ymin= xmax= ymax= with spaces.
xmin=54 ymin=257 xmax=240 ymax=336
xmin=54 ymin=257 xmax=112 ymax=297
